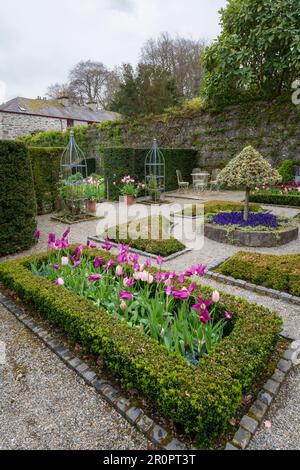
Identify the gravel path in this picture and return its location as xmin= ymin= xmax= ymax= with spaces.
xmin=248 ymin=367 xmax=300 ymax=450
xmin=0 ymin=303 xmax=149 ymax=450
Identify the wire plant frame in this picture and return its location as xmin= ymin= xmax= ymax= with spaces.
xmin=145 ymin=138 xmax=165 ymax=203
xmin=60 ymin=131 xmax=88 ymax=216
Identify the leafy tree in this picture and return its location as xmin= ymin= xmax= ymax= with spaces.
xmin=203 ymin=0 xmax=300 ymax=105
xmin=216 ymin=146 xmax=281 ymax=220
xmin=109 ymin=63 xmax=180 ymax=116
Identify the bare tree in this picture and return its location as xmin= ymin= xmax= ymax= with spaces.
xmin=68 ymin=60 xmax=110 ymax=108
xmin=141 ymin=32 xmax=207 ymax=98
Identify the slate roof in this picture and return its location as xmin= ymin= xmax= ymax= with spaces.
xmin=0 ymin=97 xmax=119 ymax=123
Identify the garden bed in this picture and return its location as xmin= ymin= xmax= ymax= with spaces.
xmin=215 ymin=252 xmax=300 ymax=298
xmin=100 ymin=215 xmax=187 ymax=259
xmin=204 ymin=211 xmax=298 ymax=247
xmin=0 ymin=243 xmax=282 ymax=445
xmin=51 ymin=213 xmax=103 ymax=225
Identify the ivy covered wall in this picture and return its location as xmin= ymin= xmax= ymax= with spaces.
xmin=21 ymin=96 xmax=300 ymax=169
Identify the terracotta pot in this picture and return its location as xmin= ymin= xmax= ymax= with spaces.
xmin=86 ymin=200 xmax=97 ymax=214
xmin=124 ymin=195 xmax=135 ymax=205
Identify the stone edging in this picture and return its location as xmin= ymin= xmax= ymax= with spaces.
xmin=206 ymin=258 xmax=300 ymax=307
xmin=0 ymin=292 xmax=187 ymax=451
xmin=88 ymin=236 xmax=192 ymax=261
xmin=204 ymin=223 xmax=299 ymax=248
xmin=225 ymin=342 xmax=299 ymax=450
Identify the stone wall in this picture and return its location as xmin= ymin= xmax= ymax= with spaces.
xmin=0 ymin=112 xmax=89 ymax=140
xmin=87 ymin=97 xmax=300 ymax=169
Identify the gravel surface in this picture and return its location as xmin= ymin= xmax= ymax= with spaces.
xmin=248 ymin=367 xmax=300 ymax=450
xmin=0 ymin=304 xmax=149 ymax=450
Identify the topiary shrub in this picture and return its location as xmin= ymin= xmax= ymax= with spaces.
xmin=0 ymin=140 xmax=37 ymax=256
xmin=217 ymin=146 xmax=281 ymax=220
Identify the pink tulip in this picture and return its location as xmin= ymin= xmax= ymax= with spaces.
xmin=116 ymin=265 xmax=124 ymax=276
xmin=119 ymin=291 xmax=133 ymax=301
xmin=89 ymin=274 xmax=102 ymax=282
xmin=120 ymin=301 xmax=127 ymax=311
xmin=54 ymin=278 xmax=64 ymax=286
xmin=61 ymin=257 xmax=69 ymax=266
xmin=212 ymin=290 xmax=220 ymax=303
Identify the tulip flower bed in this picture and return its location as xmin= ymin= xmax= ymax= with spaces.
xmin=0 ymin=229 xmax=282 ymax=443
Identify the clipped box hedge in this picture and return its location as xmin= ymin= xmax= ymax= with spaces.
xmin=102 ymin=147 xmax=198 ymax=200
xmin=250 ymin=191 xmax=300 ymax=207
xmin=0 ymin=140 xmax=37 ymax=256
xmin=0 ymin=249 xmax=282 ymax=443
xmin=217 ymin=251 xmax=300 ymax=297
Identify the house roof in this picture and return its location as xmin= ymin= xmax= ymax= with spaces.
xmin=0 ymin=97 xmax=119 ymax=123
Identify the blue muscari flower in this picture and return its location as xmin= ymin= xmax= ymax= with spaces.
xmin=211 ymin=212 xmax=286 ymax=229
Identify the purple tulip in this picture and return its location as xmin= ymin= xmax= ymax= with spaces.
xmin=172 ymin=289 xmax=190 ymax=301
xmin=52 ymin=264 xmax=60 ymax=270
xmin=102 ymin=239 xmax=113 ymax=252
xmin=93 ymin=258 xmax=103 ymax=269
xmin=155 ymin=272 xmax=162 ymax=282
xmin=156 ymin=255 xmax=164 ymax=266
xmin=146 ymin=259 xmax=152 ymax=268
xmin=34 ymin=230 xmax=40 ymax=239
xmin=104 ymin=260 xmax=114 ymax=270
xmin=119 ymin=291 xmax=133 ymax=301
xmin=199 ymin=310 xmax=211 ymax=325
xmin=89 ymin=274 xmax=102 ymax=282
xmin=188 ymin=282 xmax=197 ymax=293
xmin=62 ymin=227 xmax=71 ymax=240
xmin=166 ymin=285 xmax=173 ymax=296
xmin=194 ymin=265 xmax=206 ymax=276
xmin=178 ymin=274 xmax=185 ymax=284
xmin=123 ymin=277 xmax=134 ymax=288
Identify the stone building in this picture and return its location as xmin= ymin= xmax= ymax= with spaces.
xmin=0 ymin=96 xmax=119 ymax=140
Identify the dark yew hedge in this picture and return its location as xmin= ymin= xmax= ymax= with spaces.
xmin=29 ymin=147 xmax=63 ymax=214
xmin=0 ymin=248 xmax=282 ymax=443
xmin=0 ymin=140 xmax=37 ymax=256
xmin=102 ymin=147 xmax=198 ymax=200
xmin=250 ymin=191 xmax=300 ymax=207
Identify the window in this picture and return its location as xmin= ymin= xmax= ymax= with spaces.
xmin=67 ymin=119 xmax=74 ymax=128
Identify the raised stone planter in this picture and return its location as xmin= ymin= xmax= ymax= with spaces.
xmin=204 ymin=223 xmax=298 ymax=247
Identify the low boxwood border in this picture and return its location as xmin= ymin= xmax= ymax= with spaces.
xmin=0 ymin=249 xmax=282 ymax=444
xmin=250 ymin=192 xmax=300 ymax=207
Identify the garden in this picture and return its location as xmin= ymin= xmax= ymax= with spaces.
xmin=0 ymin=126 xmax=299 ymax=450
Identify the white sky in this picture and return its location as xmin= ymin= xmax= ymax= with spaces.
xmin=0 ymin=0 xmax=227 ymax=102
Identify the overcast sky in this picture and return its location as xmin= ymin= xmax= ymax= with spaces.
xmin=0 ymin=0 xmax=227 ymax=103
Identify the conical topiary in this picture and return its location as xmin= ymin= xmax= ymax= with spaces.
xmin=216 ymin=146 xmax=281 ymax=220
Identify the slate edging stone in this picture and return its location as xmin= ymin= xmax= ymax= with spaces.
xmin=225 ymin=343 xmax=296 ymax=450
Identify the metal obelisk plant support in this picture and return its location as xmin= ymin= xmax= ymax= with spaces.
xmin=145 ymin=138 xmax=165 ymax=203
xmin=60 ymin=131 xmax=88 ymax=217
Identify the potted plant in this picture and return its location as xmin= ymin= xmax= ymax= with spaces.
xmin=85 ymin=175 xmax=103 ymax=214
xmin=120 ymin=175 xmax=139 ymax=205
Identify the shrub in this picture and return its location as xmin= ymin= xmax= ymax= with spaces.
xmin=102 ymin=147 xmax=198 ymax=200
xmin=249 ymin=191 xmax=300 ymax=207
xmin=0 ymin=140 xmax=37 ymax=256
xmin=217 ymin=252 xmax=300 ymax=297
xmin=0 ymin=249 xmax=282 ymax=443
xmin=278 ymin=160 xmax=295 ymax=183
xmin=29 ymin=147 xmax=63 ymax=214
xmin=216 ymin=146 xmax=281 ymax=220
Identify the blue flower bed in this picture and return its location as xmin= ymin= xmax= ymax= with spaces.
xmin=211 ymin=212 xmax=288 ymax=229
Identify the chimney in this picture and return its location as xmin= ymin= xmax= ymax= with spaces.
xmin=87 ymin=100 xmax=98 ymax=112
xmin=57 ymin=96 xmax=70 ymax=107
